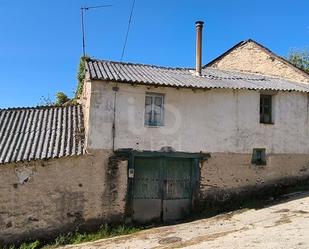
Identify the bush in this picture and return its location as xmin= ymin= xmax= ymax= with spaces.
xmin=55 ymin=92 xmax=70 ymax=106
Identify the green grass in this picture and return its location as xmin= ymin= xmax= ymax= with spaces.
xmin=4 ymin=224 xmax=142 ymax=249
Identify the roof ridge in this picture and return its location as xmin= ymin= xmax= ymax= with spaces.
xmin=88 ymin=58 xmax=193 ymax=71
xmin=0 ymin=103 xmax=81 ymax=112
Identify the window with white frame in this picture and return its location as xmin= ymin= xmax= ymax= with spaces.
xmin=144 ymin=93 xmax=164 ymax=126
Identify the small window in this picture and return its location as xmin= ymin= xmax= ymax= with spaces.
xmin=145 ymin=93 xmax=164 ymax=126
xmin=260 ymin=94 xmax=272 ymax=124
xmin=251 ymin=148 xmax=266 ymax=165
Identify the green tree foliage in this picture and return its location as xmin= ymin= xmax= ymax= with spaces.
xmin=287 ymin=50 xmax=309 ymax=73
xmin=55 ymin=92 xmax=70 ymax=106
xmin=39 ymin=92 xmax=70 ymax=106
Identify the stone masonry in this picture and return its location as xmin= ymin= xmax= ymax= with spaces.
xmin=209 ymin=40 xmax=309 ymax=83
xmin=0 ymin=150 xmax=128 ymax=245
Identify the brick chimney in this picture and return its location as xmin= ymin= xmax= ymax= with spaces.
xmin=195 ymin=21 xmax=204 ymax=76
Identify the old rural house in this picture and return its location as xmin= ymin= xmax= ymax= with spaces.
xmin=1 ymin=21 xmax=309 ymax=244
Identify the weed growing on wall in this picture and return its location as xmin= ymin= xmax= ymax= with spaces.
xmin=75 ymin=56 xmax=89 ymax=98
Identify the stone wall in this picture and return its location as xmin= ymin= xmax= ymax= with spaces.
xmin=2 ymin=146 xmax=309 ymax=245
xmin=210 ymin=41 xmax=309 ymax=83
xmin=200 ymin=153 xmax=309 ymax=200
xmin=0 ymin=150 xmax=128 ymax=245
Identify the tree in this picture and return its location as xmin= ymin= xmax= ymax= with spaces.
xmin=55 ymin=92 xmax=70 ymax=106
xmin=287 ymin=50 xmax=309 ymax=73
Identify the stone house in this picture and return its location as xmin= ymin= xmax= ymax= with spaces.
xmin=1 ymin=21 xmax=309 ymax=244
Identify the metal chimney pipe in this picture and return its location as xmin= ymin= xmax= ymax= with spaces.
xmin=195 ymin=21 xmax=204 ymax=76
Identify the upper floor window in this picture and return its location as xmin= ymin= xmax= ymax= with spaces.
xmin=145 ymin=93 xmax=164 ymax=126
xmin=260 ymin=94 xmax=272 ymax=124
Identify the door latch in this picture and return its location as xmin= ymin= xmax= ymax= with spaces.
xmin=128 ymin=168 xmax=134 ymax=178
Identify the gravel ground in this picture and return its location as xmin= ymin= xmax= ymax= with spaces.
xmin=63 ymin=191 xmax=309 ymax=249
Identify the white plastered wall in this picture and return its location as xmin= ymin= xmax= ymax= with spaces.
xmin=85 ymin=80 xmax=309 ymax=155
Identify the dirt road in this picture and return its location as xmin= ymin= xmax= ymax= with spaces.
xmin=63 ymin=191 xmax=309 ymax=249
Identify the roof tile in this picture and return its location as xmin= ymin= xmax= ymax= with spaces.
xmin=0 ymin=105 xmax=85 ymax=164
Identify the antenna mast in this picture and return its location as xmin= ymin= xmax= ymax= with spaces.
xmin=80 ymin=4 xmax=112 ymax=56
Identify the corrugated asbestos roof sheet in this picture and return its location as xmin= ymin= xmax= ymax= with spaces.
xmin=0 ymin=104 xmax=85 ymax=164
xmin=86 ymin=59 xmax=309 ymax=93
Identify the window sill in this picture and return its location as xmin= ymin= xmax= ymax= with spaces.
xmin=260 ymin=122 xmax=274 ymax=125
xmin=251 ymin=163 xmax=267 ymax=166
xmin=144 ymin=125 xmax=164 ymax=128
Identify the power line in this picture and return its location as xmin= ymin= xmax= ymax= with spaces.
xmin=112 ymin=0 xmax=137 ymax=151
xmin=120 ymin=0 xmax=136 ymax=62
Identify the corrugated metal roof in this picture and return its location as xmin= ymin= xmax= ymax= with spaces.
xmin=0 ymin=104 xmax=85 ymax=164
xmin=86 ymin=59 xmax=309 ymax=93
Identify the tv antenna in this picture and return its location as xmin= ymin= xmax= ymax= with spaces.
xmin=81 ymin=4 xmax=112 ymax=56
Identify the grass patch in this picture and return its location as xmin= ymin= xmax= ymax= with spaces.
xmin=4 ymin=224 xmax=142 ymax=249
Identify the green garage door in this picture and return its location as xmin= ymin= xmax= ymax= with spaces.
xmin=132 ymin=157 xmax=193 ymax=223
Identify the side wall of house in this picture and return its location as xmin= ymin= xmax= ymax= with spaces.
xmin=86 ymin=81 xmax=309 ymax=199
xmin=210 ymin=41 xmax=309 ymax=83
xmin=81 ymin=80 xmax=92 ymax=148
xmin=0 ymin=150 xmax=127 ymax=245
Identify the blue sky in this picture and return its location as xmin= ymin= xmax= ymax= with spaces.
xmin=0 ymin=0 xmax=308 ymax=108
